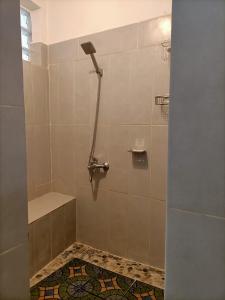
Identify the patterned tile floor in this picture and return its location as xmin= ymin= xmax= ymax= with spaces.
xmin=31 ymin=258 xmax=164 ymax=300
xmin=30 ymin=242 xmax=165 ymax=291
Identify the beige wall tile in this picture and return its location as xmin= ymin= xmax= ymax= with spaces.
xmin=128 ymin=48 xmax=154 ymax=125
xmin=128 ymin=168 xmax=151 ymax=197
xmin=151 ymin=46 xmax=170 ymax=125
xmin=74 ymin=125 xmax=91 ymax=170
xmin=49 ymin=39 xmax=78 ymax=64
xmin=50 ymin=62 xmax=76 ymax=125
xmin=77 ymin=186 xmax=109 ymax=251
xmin=23 ymin=62 xmax=51 ymax=201
xmin=108 ymin=125 xmax=130 ymax=170
xmin=107 ymin=168 xmax=129 ymax=194
xmin=74 ymin=59 xmax=92 ymax=125
xmin=30 ymin=65 xmax=49 ymax=125
xmin=33 ymin=215 xmax=51 ymax=272
xmin=126 ymin=195 xmax=151 ymax=264
xmin=33 ymin=125 xmax=51 ymax=187
xmin=106 ymin=53 xmax=133 ymax=125
xmin=107 ymin=191 xmax=129 ymax=257
xmin=150 ymin=125 xmax=168 ymax=201
xmin=26 ymin=125 xmax=51 ymax=200
xmin=23 ymin=63 xmax=49 ymax=125
xmin=76 ymin=169 xmax=91 ymax=188
xmin=35 ymin=183 xmax=52 ymax=198
xmin=51 ymin=207 xmax=66 ymax=258
xmin=148 ymin=198 xmax=166 ymax=268
xmin=51 ymin=125 xmax=76 ymax=196
xmin=33 ymin=215 xmax=51 ymax=271
xmin=138 ymin=15 xmax=171 ymax=48
xmin=64 ymin=199 xmax=76 ymax=247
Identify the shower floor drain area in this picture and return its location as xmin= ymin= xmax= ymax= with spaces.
xmin=30 ymin=258 xmax=164 ymax=300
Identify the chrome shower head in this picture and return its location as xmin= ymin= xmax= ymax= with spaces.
xmin=81 ymin=42 xmax=96 ymax=55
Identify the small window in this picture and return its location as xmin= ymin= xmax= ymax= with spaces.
xmin=20 ymin=7 xmax=32 ymax=61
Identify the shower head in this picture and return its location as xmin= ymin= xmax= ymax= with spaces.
xmin=81 ymin=42 xmax=96 ymax=55
xmin=80 ymin=41 xmax=103 ymax=77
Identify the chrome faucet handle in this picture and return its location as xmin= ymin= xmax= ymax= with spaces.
xmin=87 ymin=160 xmax=109 ymax=182
xmin=101 ymin=162 xmax=109 ymax=171
xmin=88 ymin=161 xmax=109 ymax=171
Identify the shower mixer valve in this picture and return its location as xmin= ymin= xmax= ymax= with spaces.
xmin=88 ymin=157 xmax=109 ymax=182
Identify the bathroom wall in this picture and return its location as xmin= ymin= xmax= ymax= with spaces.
xmin=0 ymin=0 xmax=29 ymax=298
xmin=27 ymin=0 xmax=171 ymax=44
xmin=23 ymin=44 xmax=51 ymax=201
xmin=166 ymin=0 xmax=225 ymax=299
xmin=49 ymin=15 xmax=170 ymax=269
xmin=47 ymin=0 xmax=172 ymax=44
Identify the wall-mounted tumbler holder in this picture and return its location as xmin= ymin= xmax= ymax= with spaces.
xmin=128 ymin=148 xmax=148 ymax=168
xmin=128 ymin=149 xmax=146 ymax=154
xmin=155 ymin=95 xmax=170 ymax=105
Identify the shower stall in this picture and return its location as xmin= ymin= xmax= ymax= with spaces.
xmin=22 ymin=3 xmax=171 ymax=288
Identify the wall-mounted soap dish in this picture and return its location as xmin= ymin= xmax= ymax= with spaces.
xmin=128 ymin=149 xmax=146 ymax=154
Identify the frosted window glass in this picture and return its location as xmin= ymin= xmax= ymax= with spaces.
xmin=20 ymin=7 xmax=32 ymax=61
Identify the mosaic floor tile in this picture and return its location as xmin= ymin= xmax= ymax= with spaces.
xmin=30 ymin=258 xmax=164 ymax=300
xmin=82 ymin=263 xmax=135 ymax=298
xmin=30 ymin=242 xmax=165 ymax=290
xmin=127 ymin=280 xmax=164 ymax=300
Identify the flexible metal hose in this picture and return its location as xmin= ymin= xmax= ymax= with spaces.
xmin=88 ymin=73 xmax=102 ymax=176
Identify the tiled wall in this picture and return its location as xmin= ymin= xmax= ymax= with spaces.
xmin=0 ymin=0 xmax=29 ymax=298
xmin=23 ymin=44 xmax=51 ymax=201
xmin=48 ymin=15 xmax=170 ymax=269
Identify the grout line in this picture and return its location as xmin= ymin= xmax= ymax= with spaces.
xmin=0 ymin=104 xmax=24 ymax=109
xmin=0 ymin=242 xmax=26 ymax=256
